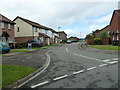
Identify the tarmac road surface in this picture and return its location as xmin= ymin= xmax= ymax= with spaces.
xmin=21 ymin=42 xmax=119 ymax=88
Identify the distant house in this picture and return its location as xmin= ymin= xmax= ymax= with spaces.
xmin=58 ymin=31 xmax=67 ymax=42
xmin=109 ymin=10 xmax=120 ymax=45
xmin=68 ymin=36 xmax=79 ymax=42
xmin=0 ymin=14 xmax=15 ymax=48
xmin=99 ymin=25 xmax=110 ymax=45
xmin=92 ymin=29 xmax=100 ymax=38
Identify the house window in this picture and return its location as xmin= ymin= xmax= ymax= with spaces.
xmin=17 ymin=27 xmax=20 ymax=32
xmin=1 ymin=22 xmax=5 ymax=29
xmin=117 ymin=34 xmax=119 ymax=41
xmin=8 ymin=37 xmax=13 ymax=43
xmin=33 ymin=27 xmax=38 ymax=32
xmin=8 ymin=24 xmax=11 ymax=29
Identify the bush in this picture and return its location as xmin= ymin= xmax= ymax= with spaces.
xmin=85 ymin=34 xmax=93 ymax=39
xmin=16 ymin=42 xmax=28 ymax=49
xmin=60 ymin=40 xmax=67 ymax=43
xmin=100 ymin=32 xmax=109 ymax=38
xmin=94 ymin=38 xmax=101 ymax=45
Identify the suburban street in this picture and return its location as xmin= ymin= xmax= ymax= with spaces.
xmin=20 ymin=42 xmax=119 ymax=88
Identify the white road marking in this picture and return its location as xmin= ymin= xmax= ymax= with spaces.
xmin=66 ymin=48 xmax=69 ymax=52
xmin=107 ymin=61 xmax=118 ymax=64
xmin=73 ymin=70 xmax=84 ymax=75
xmin=112 ymin=58 xmax=119 ymax=60
xmin=103 ymin=59 xmax=111 ymax=62
xmin=53 ymin=75 xmax=68 ymax=81
xmin=31 ymin=81 xmax=49 ymax=88
xmin=73 ymin=53 xmax=101 ymax=62
xmin=99 ymin=64 xmax=108 ymax=67
xmin=87 ymin=66 xmax=96 ymax=71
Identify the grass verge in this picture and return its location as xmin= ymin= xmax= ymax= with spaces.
xmin=88 ymin=45 xmax=120 ymax=50
xmin=2 ymin=64 xmax=36 ymax=88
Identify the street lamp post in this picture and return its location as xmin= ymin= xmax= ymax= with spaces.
xmin=58 ymin=27 xmax=61 ymax=31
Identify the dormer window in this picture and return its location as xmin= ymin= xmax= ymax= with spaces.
xmin=8 ymin=23 xmax=11 ymax=29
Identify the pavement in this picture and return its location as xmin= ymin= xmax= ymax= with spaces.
xmin=20 ymin=42 xmax=119 ymax=88
xmin=2 ymin=43 xmax=119 ymax=89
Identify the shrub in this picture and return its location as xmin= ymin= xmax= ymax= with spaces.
xmin=100 ymin=32 xmax=109 ymax=38
xmin=85 ymin=34 xmax=93 ymax=39
xmin=15 ymin=42 xmax=28 ymax=49
xmin=94 ymin=38 xmax=101 ymax=45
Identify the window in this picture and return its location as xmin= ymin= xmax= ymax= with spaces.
xmin=8 ymin=37 xmax=13 ymax=43
xmin=17 ymin=27 xmax=19 ymax=32
xmin=1 ymin=22 xmax=5 ymax=29
xmin=33 ymin=27 xmax=38 ymax=32
xmin=8 ymin=24 xmax=11 ymax=29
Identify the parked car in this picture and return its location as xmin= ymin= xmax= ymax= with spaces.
xmin=28 ymin=39 xmax=43 ymax=47
xmin=0 ymin=42 xmax=10 ymax=54
xmin=67 ymin=40 xmax=72 ymax=44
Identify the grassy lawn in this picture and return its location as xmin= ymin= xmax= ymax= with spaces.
xmin=2 ymin=64 xmax=36 ymax=88
xmin=88 ymin=45 xmax=120 ymax=50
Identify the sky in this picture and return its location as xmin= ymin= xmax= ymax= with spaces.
xmin=0 ymin=0 xmax=119 ymax=38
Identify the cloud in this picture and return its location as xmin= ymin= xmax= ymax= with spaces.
xmin=62 ymin=29 xmax=85 ymax=38
xmin=0 ymin=1 xmax=118 ymax=28
xmin=88 ymin=24 xmax=107 ymax=33
xmin=93 ymin=14 xmax=112 ymax=24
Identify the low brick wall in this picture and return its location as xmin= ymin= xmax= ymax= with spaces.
xmin=15 ymin=37 xmax=34 ymax=44
xmin=101 ymin=37 xmax=110 ymax=45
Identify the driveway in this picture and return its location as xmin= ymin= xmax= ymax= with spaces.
xmin=20 ymin=42 xmax=119 ymax=88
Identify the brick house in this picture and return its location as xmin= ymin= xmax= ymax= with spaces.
xmin=99 ymin=25 xmax=110 ymax=45
xmin=109 ymin=10 xmax=120 ymax=45
xmin=0 ymin=14 xmax=15 ymax=48
xmin=92 ymin=29 xmax=100 ymax=38
xmin=68 ymin=36 xmax=79 ymax=42
xmin=58 ymin=31 xmax=67 ymax=42
xmin=13 ymin=16 xmax=51 ymax=45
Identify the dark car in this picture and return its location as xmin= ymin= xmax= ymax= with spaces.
xmin=67 ymin=40 xmax=72 ymax=44
xmin=28 ymin=39 xmax=43 ymax=47
xmin=0 ymin=42 xmax=10 ymax=54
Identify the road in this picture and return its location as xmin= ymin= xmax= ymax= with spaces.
xmin=22 ymin=42 xmax=119 ymax=88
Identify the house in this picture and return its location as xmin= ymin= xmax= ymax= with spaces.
xmin=92 ymin=29 xmax=100 ymax=38
xmin=13 ymin=16 xmax=50 ymax=45
xmin=0 ymin=14 xmax=15 ymax=48
xmin=109 ymin=10 xmax=120 ymax=45
xmin=99 ymin=25 xmax=110 ymax=45
xmin=68 ymin=36 xmax=79 ymax=42
xmin=58 ymin=31 xmax=67 ymax=42
xmin=50 ymin=29 xmax=59 ymax=44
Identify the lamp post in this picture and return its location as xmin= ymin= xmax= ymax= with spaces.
xmin=58 ymin=27 xmax=61 ymax=31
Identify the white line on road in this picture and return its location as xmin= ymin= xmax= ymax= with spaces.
xmin=103 ymin=59 xmax=111 ymax=62
xmin=66 ymin=48 xmax=69 ymax=52
xmin=107 ymin=61 xmax=118 ymax=64
xmin=53 ymin=75 xmax=68 ymax=81
xmin=112 ymin=58 xmax=119 ymax=60
xmin=87 ymin=66 xmax=96 ymax=71
xmin=99 ymin=64 xmax=108 ymax=67
xmin=73 ymin=53 xmax=101 ymax=62
xmin=31 ymin=81 xmax=49 ymax=88
xmin=73 ymin=70 xmax=84 ymax=75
